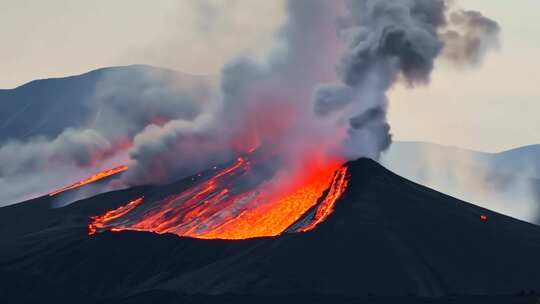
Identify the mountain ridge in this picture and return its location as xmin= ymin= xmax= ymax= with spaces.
xmin=0 ymin=65 xmax=215 ymax=143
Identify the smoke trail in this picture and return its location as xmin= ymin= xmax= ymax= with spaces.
xmin=314 ymin=0 xmax=500 ymax=160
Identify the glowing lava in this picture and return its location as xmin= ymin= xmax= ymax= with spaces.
xmin=297 ymin=166 xmax=349 ymax=233
xmin=87 ymin=156 xmax=349 ymax=240
xmin=88 ymin=196 xmax=144 ymax=235
xmin=49 ymin=165 xmax=128 ymax=196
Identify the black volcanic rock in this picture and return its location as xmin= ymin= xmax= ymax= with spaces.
xmin=1 ymin=159 xmax=540 ymax=303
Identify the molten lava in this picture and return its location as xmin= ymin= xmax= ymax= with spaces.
xmin=49 ymin=165 xmax=128 ymax=196
xmin=87 ymin=155 xmax=349 ymax=240
xmin=297 ymin=166 xmax=349 ymax=232
xmin=88 ymin=196 xmax=144 ymax=235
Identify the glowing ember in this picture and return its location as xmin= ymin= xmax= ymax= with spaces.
xmin=88 ymin=196 xmax=144 ymax=235
xmin=49 ymin=165 xmax=128 ymax=196
xmin=87 ymin=156 xmax=350 ymax=240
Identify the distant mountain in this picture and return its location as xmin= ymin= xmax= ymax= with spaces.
xmin=489 ymin=145 xmax=540 ymax=178
xmin=0 ymin=65 xmax=215 ymax=143
xmin=1 ymin=158 xmax=540 ymax=304
xmin=383 ymin=141 xmax=540 ymax=179
xmin=382 ymin=142 xmax=540 ymax=224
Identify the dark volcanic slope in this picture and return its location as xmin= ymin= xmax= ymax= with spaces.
xmin=164 ymin=159 xmax=540 ymax=297
xmin=382 ymin=142 xmax=540 ymax=224
xmin=1 ymin=159 xmax=540 ymax=301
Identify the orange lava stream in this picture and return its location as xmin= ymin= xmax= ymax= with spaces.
xmin=49 ymin=165 xmax=128 ymax=196
xmin=297 ymin=166 xmax=349 ymax=232
xmin=88 ymin=196 xmax=144 ymax=235
xmin=87 ymin=157 xmax=349 ymax=240
xmin=187 ymin=161 xmax=346 ymax=239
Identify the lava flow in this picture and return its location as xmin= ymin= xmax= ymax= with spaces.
xmin=296 ymin=166 xmax=349 ymax=233
xmin=49 ymin=165 xmax=128 ymax=196
xmin=88 ymin=155 xmax=350 ymax=240
xmin=88 ymin=196 xmax=144 ymax=235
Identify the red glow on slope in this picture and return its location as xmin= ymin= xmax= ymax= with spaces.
xmin=87 ymin=155 xmax=349 ymax=239
xmin=49 ymin=165 xmax=128 ymax=196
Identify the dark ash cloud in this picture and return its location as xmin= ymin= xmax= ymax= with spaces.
xmin=314 ymin=0 xmax=500 ymax=160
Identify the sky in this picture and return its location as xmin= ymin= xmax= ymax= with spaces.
xmin=1 ymin=0 xmax=539 ymax=153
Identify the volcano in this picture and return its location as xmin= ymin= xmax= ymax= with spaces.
xmin=1 ymin=159 xmax=540 ymax=303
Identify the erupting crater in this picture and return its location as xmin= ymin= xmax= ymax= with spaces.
xmin=87 ymin=154 xmax=349 ymax=240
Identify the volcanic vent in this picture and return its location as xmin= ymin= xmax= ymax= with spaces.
xmin=88 ymin=151 xmax=350 ymax=239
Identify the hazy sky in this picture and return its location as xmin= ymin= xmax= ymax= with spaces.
xmin=1 ymin=0 xmax=539 ymax=152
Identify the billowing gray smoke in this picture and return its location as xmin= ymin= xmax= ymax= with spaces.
xmin=442 ymin=9 xmax=501 ymax=65
xmin=0 ymin=129 xmax=112 ymax=204
xmin=314 ymin=0 xmax=500 ymax=160
xmin=0 ymin=0 xmax=501 ymax=207
xmin=0 ymin=66 xmax=215 ymax=205
xmin=124 ymin=0 xmax=342 ymax=185
xmin=126 ymin=0 xmax=500 ymax=187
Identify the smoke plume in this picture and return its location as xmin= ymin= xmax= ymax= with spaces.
xmin=124 ymin=0 xmax=500 ymax=202
xmin=0 ymin=66 xmax=215 ymax=205
xmin=314 ymin=0 xmax=500 ymax=160
xmin=124 ymin=0 xmax=343 ymax=184
xmin=0 ymin=0 xmax=501 ymax=207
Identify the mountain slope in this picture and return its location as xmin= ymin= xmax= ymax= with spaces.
xmin=1 ymin=158 xmax=539 ymax=302
xmin=0 ymin=65 xmax=214 ymax=143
